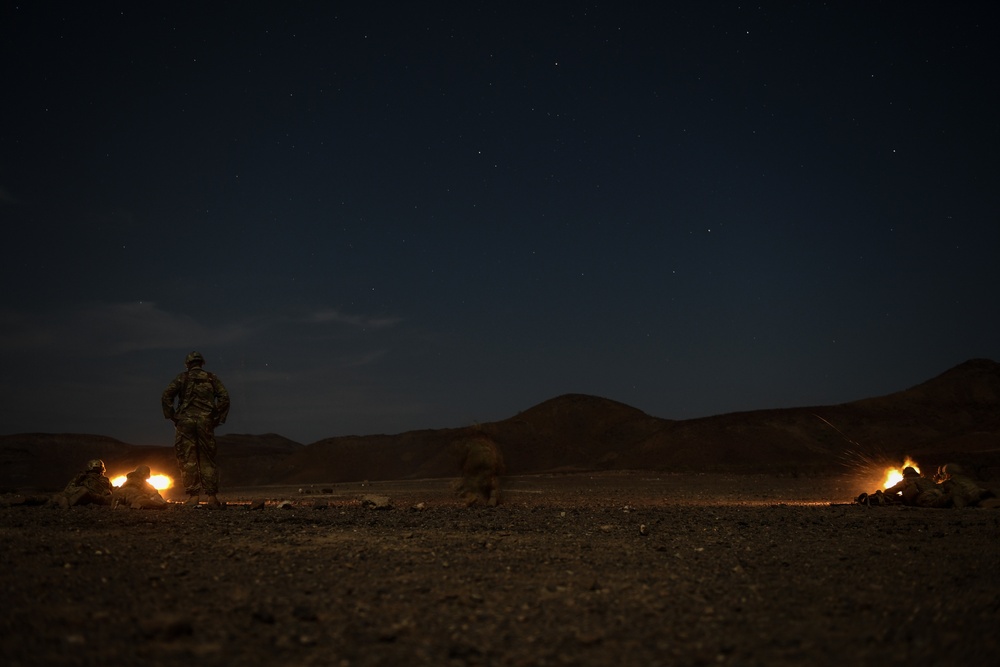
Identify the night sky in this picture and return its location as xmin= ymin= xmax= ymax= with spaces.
xmin=2 ymin=3 xmax=998 ymax=445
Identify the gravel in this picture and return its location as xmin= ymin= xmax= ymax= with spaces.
xmin=2 ymin=472 xmax=998 ymax=666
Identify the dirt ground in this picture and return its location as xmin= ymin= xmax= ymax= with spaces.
xmin=2 ymin=471 xmax=999 ymax=666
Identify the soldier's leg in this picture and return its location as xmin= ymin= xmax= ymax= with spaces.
xmin=174 ymin=417 xmax=203 ymax=496
xmin=196 ymin=416 xmax=220 ymax=496
xmin=474 ymin=471 xmax=493 ymax=504
xmin=50 ymin=492 xmax=71 ymax=508
xmin=133 ymin=497 xmax=168 ymax=510
xmin=65 ymin=487 xmax=91 ymax=506
xmin=917 ymin=488 xmax=950 ymax=508
xmin=487 ymin=476 xmax=500 ymax=507
xmin=84 ymin=491 xmax=112 ymax=506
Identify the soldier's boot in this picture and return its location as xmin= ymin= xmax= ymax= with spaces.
xmin=185 ymin=494 xmax=201 ymax=507
xmin=204 ymin=495 xmax=222 ymax=509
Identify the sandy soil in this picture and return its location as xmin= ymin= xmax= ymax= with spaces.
xmin=2 ymin=472 xmax=999 ymax=666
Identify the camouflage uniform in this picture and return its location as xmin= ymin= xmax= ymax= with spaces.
xmin=938 ymin=463 xmax=988 ymax=508
xmin=453 ymin=431 xmax=504 ymax=507
xmin=161 ymin=352 xmax=230 ymax=504
xmin=856 ymin=489 xmax=891 ymax=506
xmin=114 ymin=465 xmax=167 ymax=509
xmin=884 ymin=467 xmax=949 ymax=508
xmin=52 ymin=459 xmax=113 ymax=508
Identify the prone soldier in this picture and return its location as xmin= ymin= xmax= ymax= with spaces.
xmin=49 ymin=459 xmax=113 ymax=508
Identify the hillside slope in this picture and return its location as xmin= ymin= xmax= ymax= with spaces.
xmin=2 ymin=359 xmax=998 ymax=490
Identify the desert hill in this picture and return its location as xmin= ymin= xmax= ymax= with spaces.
xmin=2 ymin=359 xmax=999 ymax=492
xmin=611 ymin=359 xmax=1000 ymax=475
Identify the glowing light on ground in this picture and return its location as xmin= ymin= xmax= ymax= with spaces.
xmin=110 ymin=473 xmax=173 ymax=490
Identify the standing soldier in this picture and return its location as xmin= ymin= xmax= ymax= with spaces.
xmin=162 ymin=351 xmax=230 ymax=508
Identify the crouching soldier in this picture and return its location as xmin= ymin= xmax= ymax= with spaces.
xmin=937 ymin=463 xmax=993 ymax=508
xmin=113 ymin=465 xmax=167 ymax=510
xmin=452 ymin=429 xmax=504 ymax=507
xmin=884 ymin=466 xmax=949 ymax=508
xmin=49 ymin=459 xmax=113 ymax=508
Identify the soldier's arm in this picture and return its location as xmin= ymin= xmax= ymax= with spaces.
xmin=214 ymin=377 xmax=231 ymax=424
xmin=161 ymin=374 xmax=183 ymax=419
xmin=883 ymin=480 xmax=905 ymax=496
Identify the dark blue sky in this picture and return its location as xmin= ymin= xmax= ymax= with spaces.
xmin=2 ymin=2 xmax=997 ymax=444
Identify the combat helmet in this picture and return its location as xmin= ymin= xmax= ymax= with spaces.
xmin=87 ymin=459 xmax=106 ymax=474
xmin=185 ymin=351 xmax=205 ymax=367
xmin=941 ymin=463 xmax=964 ymax=477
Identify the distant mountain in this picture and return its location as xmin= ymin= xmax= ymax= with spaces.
xmin=0 ymin=433 xmax=140 ymax=492
xmin=607 ymin=359 xmax=1000 ymax=475
xmin=2 ymin=359 xmax=999 ymax=492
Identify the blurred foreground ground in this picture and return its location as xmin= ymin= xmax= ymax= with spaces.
xmin=2 ymin=472 xmax=999 ymax=666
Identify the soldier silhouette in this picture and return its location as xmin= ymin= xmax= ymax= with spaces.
xmin=162 ymin=351 xmax=230 ymax=508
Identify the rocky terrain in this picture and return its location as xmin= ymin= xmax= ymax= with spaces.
xmin=3 ymin=360 xmax=1000 ymax=665
xmin=3 ymin=472 xmax=999 ymax=666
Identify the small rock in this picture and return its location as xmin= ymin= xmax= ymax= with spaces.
xmin=292 ymin=605 xmax=318 ymax=621
xmin=360 ymin=494 xmax=392 ymax=510
xmin=251 ymin=609 xmax=276 ymax=624
xmin=139 ymin=614 xmax=194 ymax=641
